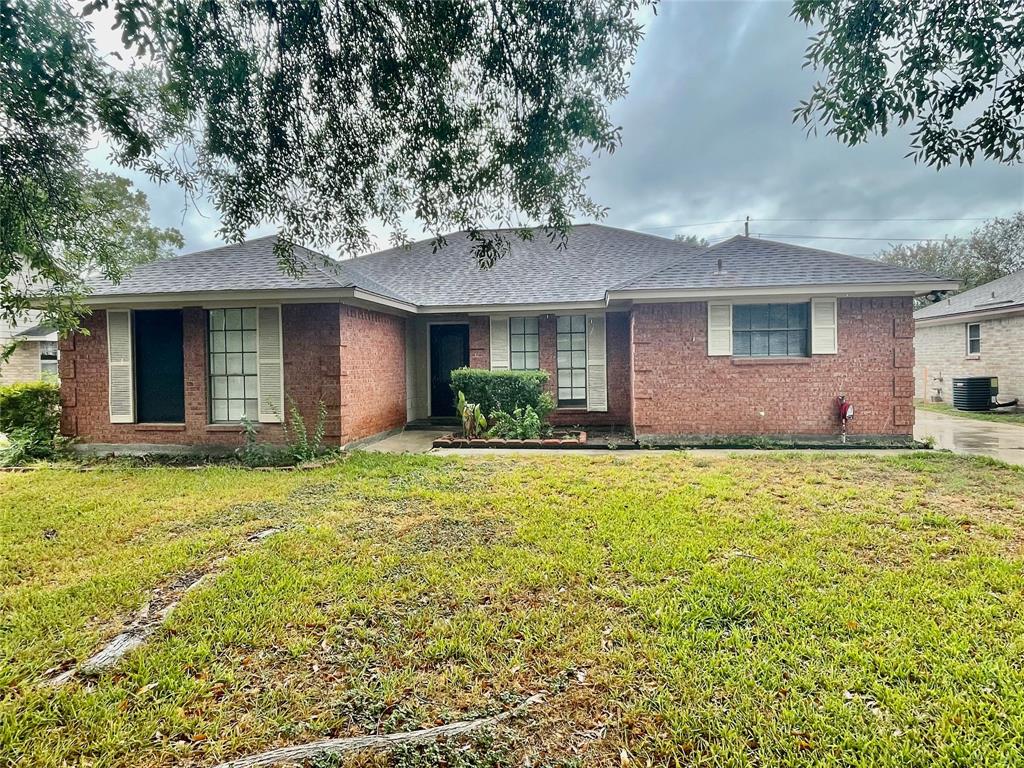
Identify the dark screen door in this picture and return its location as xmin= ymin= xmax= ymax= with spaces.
xmin=134 ymin=309 xmax=185 ymax=423
xmin=430 ymin=324 xmax=469 ymax=417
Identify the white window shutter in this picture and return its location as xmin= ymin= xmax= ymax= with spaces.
xmin=106 ymin=309 xmax=135 ymax=423
xmin=811 ymin=298 xmax=838 ymax=354
xmin=707 ymin=302 xmax=732 ymax=356
xmin=586 ymin=313 xmax=608 ymax=412
xmin=489 ymin=316 xmax=510 ymax=370
xmin=256 ymin=305 xmax=284 ymax=422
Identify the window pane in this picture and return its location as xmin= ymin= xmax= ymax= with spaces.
xmin=243 ymin=352 xmax=257 ymax=374
xmin=572 ymin=387 xmax=586 ymax=400
xmin=770 ymin=304 xmax=788 ymax=328
xmin=557 ymin=333 xmax=571 ymax=350
xmin=789 ymin=330 xmax=807 ymax=357
xmin=557 ymin=316 xmax=570 ymax=332
xmin=228 ymin=376 xmax=244 ymax=398
xmin=558 ymin=370 xmax=571 ymax=387
xmin=244 ymin=399 xmax=258 ymax=419
xmin=788 ymin=303 xmax=808 ymax=329
xmin=227 ymin=353 xmax=243 ymax=375
xmin=557 ymin=351 xmax=571 ymax=368
xmin=510 ymin=317 xmax=524 ymax=334
xmin=211 ymin=310 xmax=225 ymax=331
xmin=511 ymin=335 xmax=524 ymax=352
xmin=571 ymin=350 xmax=586 ymax=368
xmin=225 ymin=330 xmax=241 ymax=352
xmin=571 ymin=370 xmax=586 ymax=388
xmin=748 ymin=305 xmax=770 ymax=329
xmin=768 ymin=330 xmax=788 ymax=356
xmin=571 ymin=333 xmax=586 ymax=351
xmin=212 ymin=376 xmax=227 ymax=399
xmin=733 ymin=332 xmax=750 ymax=356
xmin=245 ymin=377 xmax=258 ymax=398
xmin=524 ymin=317 xmax=538 ymax=334
xmin=570 ymin=315 xmax=585 ymax=333
xmin=212 ymin=400 xmax=228 ymax=422
xmin=750 ymin=331 xmax=769 ymax=356
xmin=524 ymin=334 xmax=538 ymax=352
xmin=525 ymin=352 xmax=539 ymax=369
xmin=559 ymin=388 xmax=572 ymax=400
xmin=211 ymin=354 xmax=225 ymax=375
xmin=211 ymin=332 xmax=225 ymax=353
xmin=511 ymin=352 xmax=525 ymax=369
xmin=242 ymin=307 xmax=257 ymax=329
xmin=225 ymin=308 xmax=242 ymax=330
xmin=242 ymin=330 xmax=257 ymax=352
xmin=732 ymin=304 xmax=750 ymax=330
xmin=228 ymin=400 xmax=243 ymax=421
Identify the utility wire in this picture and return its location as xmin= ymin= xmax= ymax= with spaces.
xmin=641 ymin=216 xmax=992 ymax=232
xmin=752 ymin=233 xmax=945 ymax=242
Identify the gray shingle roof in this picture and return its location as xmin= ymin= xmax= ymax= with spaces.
xmin=915 ymin=268 xmax=1024 ymax=320
xmin=85 ymin=235 xmax=410 ymax=303
xmin=617 ymin=235 xmax=952 ymax=291
xmin=343 ymin=225 xmax=700 ymax=306
xmin=85 ymin=228 xmax=954 ymax=308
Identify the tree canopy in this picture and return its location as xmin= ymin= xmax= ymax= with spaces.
xmin=1 ymin=0 xmax=181 ymax=339
xmin=880 ymin=212 xmax=1024 ymax=298
xmin=793 ymin=1 xmax=1024 ymax=167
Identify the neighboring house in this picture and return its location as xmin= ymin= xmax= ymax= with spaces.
xmin=914 ymin=269 xmax=1024 ymax=403
xmin=57 ymin=226 xmax=954 ymax=450
xmin=0 ymin=314 xmax=59 ymax=386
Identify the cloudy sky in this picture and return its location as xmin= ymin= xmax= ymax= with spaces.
xmin=87 ymin=0 xmax=1024 ymax=258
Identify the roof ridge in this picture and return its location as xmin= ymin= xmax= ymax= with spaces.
xmin=606 ymin=236 xmax=728 ymax=291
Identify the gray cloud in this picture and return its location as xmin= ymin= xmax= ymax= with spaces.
xmin=87 ymin=0 xmax=1023 ymax=257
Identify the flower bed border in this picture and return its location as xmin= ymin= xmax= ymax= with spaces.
xmin=433 ymin=431 xmax=587 ymax=449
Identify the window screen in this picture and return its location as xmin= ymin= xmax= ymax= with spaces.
xmin=556 ymin=315 xmax=587 ymax=404
xmin=967 ymin=323 xmax=981 ymax=355
xmin=732 ymin=303 xmax=809 ymax=357
xmin=208 ymin=308 xmax=259 ymax=422
xmin=510 ymin=317 xmax=540 ymax=370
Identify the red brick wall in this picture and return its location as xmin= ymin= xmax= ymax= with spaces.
xmin=631 ymin=297 xmax=915 ymax=439
xmin=338 ymin=305 xmax=407 ymax=443
xmin=60 ymin=304 xmax=342 ymax=447
xmin=468 ymin=316 xmax=489 ymax=369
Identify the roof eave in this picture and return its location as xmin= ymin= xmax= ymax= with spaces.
xmin=77 ymin=287 xmax=418 ymax=315
xmin=915 ymin=302 xmax=1024 ymax=326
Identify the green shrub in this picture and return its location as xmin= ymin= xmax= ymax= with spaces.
xmin=449 ymin=368 xmax=553 ymax=421
xmin=0 ymin=381 xmax=60 ymax=462
xmin=0 ymin=380 xmax=60 ymax=436
xmin=487 ymin=406 xmax=548 ymax=440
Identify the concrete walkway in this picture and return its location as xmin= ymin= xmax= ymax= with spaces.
xmin=361 ymin=412 xmax=1024 ymax=467
xmin=914 ymin=408 xmax=1024 ymax=466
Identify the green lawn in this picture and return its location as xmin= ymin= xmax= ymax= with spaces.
xmin=2 ymin=452 xmax=1024 ymax=767
xmin=917 ymin=400 xmax=1024 ymax=425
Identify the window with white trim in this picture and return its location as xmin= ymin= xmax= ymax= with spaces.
xmin=509 ymin=317 xmax=540 ymax=370
xmin=556 ymin=315 xmax=587 ymax=405
xmin=208 ymin=308 xmax=259 ymax=422
xmin=39 ymin=341 xmax=58 ymax=379
xmin=732 ymin=303 xmax=809 ymax=357
xmin=966 ymin=322 xmax=981 ymax=356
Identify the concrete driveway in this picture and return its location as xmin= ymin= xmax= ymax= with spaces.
xmin=915 ymin=409 xmax=1024 ymax=466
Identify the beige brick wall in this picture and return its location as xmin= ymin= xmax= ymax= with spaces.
xmin=0 ymin=340 xmax=42 ymax=385
xmin=914 ymin=314 xmax=1024 ymax=402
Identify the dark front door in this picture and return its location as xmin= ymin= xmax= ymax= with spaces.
xmin=430 ymin=324 xmax=469 ymax=417
xmin=134 ymin=309 xmax=185 ymax=423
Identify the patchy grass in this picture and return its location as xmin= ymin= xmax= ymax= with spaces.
xmin=917 ymin=400 xmax=1024 ymax=425
xmin=2 ymin=452 xmax=1024 ymax=767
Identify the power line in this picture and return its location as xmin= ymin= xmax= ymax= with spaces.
xmin=752 ymin=232 xmax=945 ymax=242
xmin=641 ymin=216 xmax=993 ymax=233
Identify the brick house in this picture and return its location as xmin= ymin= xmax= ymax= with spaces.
xmin=914 ymin=269 xmax=1024 ymax=404
xmin=59 ymin=226 xmax=955 ymax=450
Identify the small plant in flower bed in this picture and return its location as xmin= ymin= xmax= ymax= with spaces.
xmin=455 ymin=391 xmax=487 ymax=439
xmin=487 ymin=405 xmax=551 ymax=440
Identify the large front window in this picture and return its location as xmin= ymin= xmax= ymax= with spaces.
xmin=732 ymin=303 xmax=809 ymax=357
xmin=509 ymin=317 xmax=540 ymax=370
xmin=556 ymin=315 xmax=587 ymax=405
xmin=208 ymin=308 xmax=259 ymax=422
